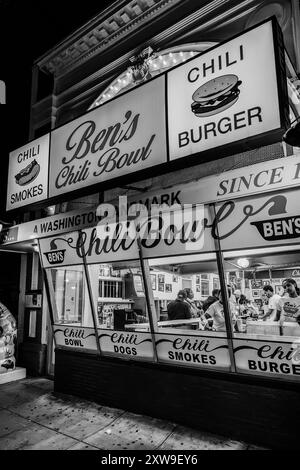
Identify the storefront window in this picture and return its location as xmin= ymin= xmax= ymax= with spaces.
xmin=223 ymin=247 xmax=300 ymax=380
xmin=46 ymin=265 xmax=86 ymax=325
xmin=86 ymin=261 xmax=147 ymax=329
xmin=87 ymin=260 xmax=155 ymax=361
xmin=44 ymin=264 xmax=99 ymax=352
xmin=145 ymin=253 xmax=232 ymax=370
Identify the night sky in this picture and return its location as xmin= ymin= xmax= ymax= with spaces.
xmin=0 ymin=0 xmax=115 ymax=218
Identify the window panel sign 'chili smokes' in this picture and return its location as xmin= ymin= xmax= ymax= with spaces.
xmin=155 ymin=333 xmax=231 ymax=370
xmin=167 ymin=19 xmax=288 ymax=161
xmin=48 ymin=77 xmax=166 ymax=199
xmin=6 ymin=134 xmax=50 ymax=211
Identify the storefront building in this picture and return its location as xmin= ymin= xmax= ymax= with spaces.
xmin=2 ymin=0 xmax=300 ymax=449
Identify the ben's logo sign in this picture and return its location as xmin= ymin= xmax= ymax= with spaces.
xmin=251 ymin=215 xmax=300 ymax=241
xmin=250 ymin=195 xmax=300 ymax=241
xmin=44 ymin=239 xmax=66 ymax=265
xmin=0 ymin=81 xmax=6 ymax=104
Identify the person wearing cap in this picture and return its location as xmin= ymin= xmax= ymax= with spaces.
xmin=260 ymin=285 xmax=281 ymax=321
xmin=167 ymin=290 xmax=192 ymax=321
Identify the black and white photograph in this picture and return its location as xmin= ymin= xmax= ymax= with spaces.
xmin=158 ymin=283 xmax=165 ymax=292
xmin=0 ymin=0 xmax=299 ymax=454
xmin=150 ymin=273 xmax=157 ymax=291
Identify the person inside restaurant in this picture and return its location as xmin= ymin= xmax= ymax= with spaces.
xmin=278 ymin=278 xmax=300 ymax=329
xmin=184 ymin=288 xmax=203 ymax=318
xmin=205 ymin=286 xmax=237 ymax=332
xmin=167 ymin=290 xmax=192 ymax=320
xmin=201 ymin=289 xmax=219 ymax=313
xmin=260 ymin=285 xmax=281 ymax=321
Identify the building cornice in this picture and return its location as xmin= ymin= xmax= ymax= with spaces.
xmin=37 ymin=0 xmax=183 ymax=76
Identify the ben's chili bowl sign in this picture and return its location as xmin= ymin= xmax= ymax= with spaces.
xmin=49 ymin=76 xmax=166 ymax=198
xmin=234 ymin=339 xmax=300 ymax=378
xmin=155 ymin=334 xmax=231 ymax=369
xmin=53 ymin=325 xmax=97 ymax=351
xmin=98 ymin=330 xmax=154 ymax=360
xmin=38 ymin=204 xmax=214 ymax=268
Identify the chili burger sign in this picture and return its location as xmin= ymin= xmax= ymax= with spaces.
xmin=167 ymin=18 xmax=288 ymax=161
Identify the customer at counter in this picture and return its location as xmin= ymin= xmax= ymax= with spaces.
xmin=260 ymin=285 xmax=281 ymax=321
xmin=278 ymin=278 xmax=300 ymax=327
xmin=184 ymin=288 xmax=202 ymax=318
xmin=167 ymin=290 xmax=192 ymax=321
xmin=205 ymin=287 xmax=237 ymax=332
xmin=202 ymin=289 xmax=219 ymax=313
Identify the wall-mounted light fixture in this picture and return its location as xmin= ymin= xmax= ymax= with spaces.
xmin=282 ymin=117 xmax=300 ymax=147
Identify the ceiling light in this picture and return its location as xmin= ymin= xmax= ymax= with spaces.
xmin=237 ymin=258 xmax=250 ymax=268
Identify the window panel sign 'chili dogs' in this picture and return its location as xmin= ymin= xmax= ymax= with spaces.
xmin=6 ymin=134 xmax=50 ymax=211
xmin=167 ymin=19 xmax=288 ymax=161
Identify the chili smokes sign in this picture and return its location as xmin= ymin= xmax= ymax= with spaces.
xmin=6 ymin=134 xmax=50 ymax=211
xmin=6 ymin=18 xmax=288 ymax=211
xmin=155 ymin=333 xmax=231 ymax=370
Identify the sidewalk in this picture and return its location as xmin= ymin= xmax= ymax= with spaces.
xmin=0 ymin=377 xmax=266 ymax=450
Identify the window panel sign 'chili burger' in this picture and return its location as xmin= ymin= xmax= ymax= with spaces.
xmin=167 ymin=18 xmax=288 ymax=161
xmin=6 ymin=134 xmax=50 ymax=211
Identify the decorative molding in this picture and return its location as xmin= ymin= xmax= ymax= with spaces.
xmin=38 ymin=0 xmax=182 ymax=76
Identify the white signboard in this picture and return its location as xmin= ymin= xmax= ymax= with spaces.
xmin=6 ymin=134 xmax=50 ymax=210
xmin=49 ymin=76 xmax=167 ymax=198
xmin=38 ymin=204 xmax=216 ymax=268
xmin=53 ymin=325 xmax=98 ymax=351
xmin=234 ymin=339 xmax=300 ymax=379
xmin=39 ymin=224 xmax=140 ymax=268
xmin=217 ymin=188 xmax=300 ymax=251
xmin=167 ymin=20 xmax=283 ymax=161
xmin=2 ymin=153 xmax=300 ymax=245
xmin=155 ymin=333 xmax=231 ymax=369
xmin=98 ymin=329 xmax=154 ymax=360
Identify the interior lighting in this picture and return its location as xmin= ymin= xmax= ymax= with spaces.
xmin=237 ymin=258 xmax=250 ymax=268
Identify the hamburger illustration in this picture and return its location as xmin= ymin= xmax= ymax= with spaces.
xmin=191 ymin=74 xmax=242 ymax=118
xmin=15 ymin=159 xmax=40 ymax=186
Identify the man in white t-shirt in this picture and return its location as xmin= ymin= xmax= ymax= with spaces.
xmin=278 ymin=279 xmax=300 ymax=325
xmin=260 ymin=285 xmax=281 ymax=321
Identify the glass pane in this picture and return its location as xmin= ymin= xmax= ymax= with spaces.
xmin=224 ymin=246 xmax=300 ymax=380
xmin=45 ymin=264 xmax=98 ymax=351
xmin=87 ymin=260 xmax=154 ymax=361
xmin=148 ymin=252 xmax=232 ymax=370
xmin=48 ymin=266 xmax=86 ymax=325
